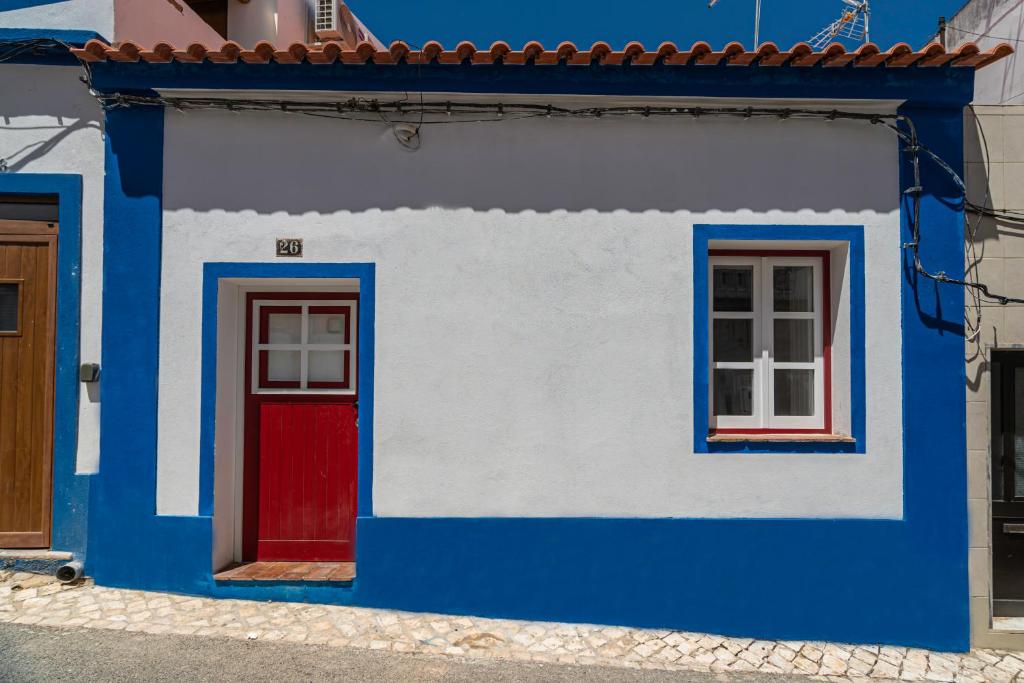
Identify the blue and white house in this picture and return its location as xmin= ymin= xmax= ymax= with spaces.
xmin=0 ymin=0 xmax=1016 ymax=653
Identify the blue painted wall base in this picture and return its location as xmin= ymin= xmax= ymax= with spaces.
xmin=86 ymin=68 xmax=972 ymax=651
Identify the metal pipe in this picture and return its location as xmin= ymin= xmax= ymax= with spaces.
xmin=754 ymin=0 xmax=761 ymax=46
xmin=56 ymin=561 xmax=83 ymax=584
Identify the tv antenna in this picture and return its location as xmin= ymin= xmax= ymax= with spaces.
xmin=809 ymin=0 xmax=871 ymax=49
xmin=707 ymin=0 xmax=763 ymax=47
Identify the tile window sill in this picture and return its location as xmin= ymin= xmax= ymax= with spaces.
xmin=707 ymin=434 xmax=856 ymax=443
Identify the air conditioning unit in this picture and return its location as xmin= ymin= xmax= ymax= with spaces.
xmin=314 ymin=0 xmax=381 ymax=47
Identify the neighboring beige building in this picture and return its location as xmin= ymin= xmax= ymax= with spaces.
xmin=950 ymin=0 xmax=1024 ymax=649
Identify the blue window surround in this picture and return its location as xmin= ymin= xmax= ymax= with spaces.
xmin=693 ymin=225 xmax=866 ymax=454
xmin=0 ymin=173 xmax=87 ymax=556
xmin=86 ymin=65 xmax=972 ymax=650
xmin=198 ymin=262 xmax=376 ymax=518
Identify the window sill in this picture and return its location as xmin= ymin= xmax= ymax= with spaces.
xmin=707 ymin=433 xmax=856 ymax=443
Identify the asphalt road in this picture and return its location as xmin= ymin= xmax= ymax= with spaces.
xmin=0 ymin=623 xmax=821 ymax=683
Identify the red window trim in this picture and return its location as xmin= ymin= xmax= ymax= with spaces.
xmin=250 ymin=294 xmax=359 ymax=394
xmin=707 ymin=249 xmax=832 ymax=436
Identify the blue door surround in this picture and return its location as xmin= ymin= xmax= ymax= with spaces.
xmin=87 ymin=63 xmax=973 ymax=649
xmin=0 ymin=173 xmax=87 ymax=557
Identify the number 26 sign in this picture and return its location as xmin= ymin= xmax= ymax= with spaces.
xmin=276 ymin=238 xmax=303 ymax=257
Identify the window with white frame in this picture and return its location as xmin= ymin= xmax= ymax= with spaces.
xmin=708 ymin=252 xmax=829 ymax=433
xmin=251 ymin=299 xmax=357 ymax=394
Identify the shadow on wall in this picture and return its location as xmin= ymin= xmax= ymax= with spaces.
xmin=0 ymin=67 xmax=102 ymax=172
xmin=964 ymin=104 xmax=1024 ymax=381
xmin=161 ymin=109 xmax=901 ymax=216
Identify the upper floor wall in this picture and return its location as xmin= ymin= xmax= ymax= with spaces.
xmin=0 ymin=0 xmax=113 ymax=39
xmin=0 ymin=0 xmax=379 ymax=50
xmin=948 ymin=0 xmax=1024 ymax=104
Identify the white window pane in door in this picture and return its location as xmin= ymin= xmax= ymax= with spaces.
xmin=714 ymin=369 xmax=753 ymax=416
xmin=267 ymin=350 xmax=301 ymax=381
xmin=713 ymin=318 xmax=753 ymax=362
xmin=267 ymin=313 xmax=302 ymax=344
xmin=774 ymin=319 xmax=815 ymax=363
xmin=773 ymin=266 xmax=814 ymax=312
xmin=774 ymin=369 xmax=814 ymax=416
xmin=308 ymin=313 xmax=347 ymax=344
xmin=309 ymin=350 xmax=344 ymax=382
xmin=713 ymin=266 xmax=754 ymax=312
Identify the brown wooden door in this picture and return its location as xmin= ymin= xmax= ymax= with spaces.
xmin=0 ymin=220 xmax=57 ymax=549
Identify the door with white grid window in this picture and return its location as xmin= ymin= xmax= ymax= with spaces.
xmin=242 ymin=293 xmax=358 ymax=562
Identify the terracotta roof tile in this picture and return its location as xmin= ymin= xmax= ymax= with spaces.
xmin=71 ymin=39 xmax=1014 ymax=70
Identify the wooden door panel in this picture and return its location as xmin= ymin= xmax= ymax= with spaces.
xmin=0 ymin=235 xmax=56 ymax=548
xmin=257 ymin=402 xmax=357 ymax=561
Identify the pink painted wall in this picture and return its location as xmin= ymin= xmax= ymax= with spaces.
xmin=115 ymin=0 xmax=225 ymax=46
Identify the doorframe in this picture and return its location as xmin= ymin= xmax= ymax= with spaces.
xmin=0 ymin=175 xmax=85 ymax=556
xmin=198 ymin=263 xmax=376 ymax=570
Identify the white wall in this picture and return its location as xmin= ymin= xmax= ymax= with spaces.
xmin=0 ymin=0 xmax=113 ymax=38
xmin=0 ymin=65 xmax=103 ymax=474
xmin=948 ymin=0 xmax=1024 ymax=104
xmin=157 ymin=101 xmax=904 ymax=520
xmin=227 ymin=0 xmax=279 ymax=47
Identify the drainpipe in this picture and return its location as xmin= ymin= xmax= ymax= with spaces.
xmin=938 ymin=16 xmax=947 ymax=48
xmin=56 ymin=561 xmax=83 ymax=584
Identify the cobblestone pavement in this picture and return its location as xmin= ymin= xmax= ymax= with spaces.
xmin=2 ymin=570 xmax=1024 ymax=683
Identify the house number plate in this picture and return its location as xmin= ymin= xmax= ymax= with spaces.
xmin=276 ymin=238 xmax=303 ymax=257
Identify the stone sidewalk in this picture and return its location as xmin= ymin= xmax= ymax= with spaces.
xmin=1 ymin=570 xmax=1022 ymax=683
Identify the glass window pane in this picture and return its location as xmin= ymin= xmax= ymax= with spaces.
xmin=0 ymin=283 xmax=17 ymax=333
xmin=308 ymin=312 xmax=347 ymax=344
xmin=714 ymin=369 xmax=753 ymax=416
xmin=774 ymin=319 xmax=815 ymax=363
xmin=713 ymin=319 xmax=753 ymax=362
xmin=309 ymin=350 xmax=344 ymax=383
xmin=713 ymin=266 xmax=753 ymax=312
xmin=774 ymin=369 xmax=814 ymax=416
xmin=773 ymin=266 xmax=814 ymax=312
xmin=266 ymin=350 xmax=300 ymax=382
xmin=267 ymin=313 xmax=301 ymax=344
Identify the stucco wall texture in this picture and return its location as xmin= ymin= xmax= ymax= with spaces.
xmin=0 ymin=0 xmax=112 ymax=38
xmin=155 ymin=105 xmax=905 ymax=521
xmin=0 ymin=65 xmax=104 ymax=475
xmin=948 ymin=0 xmax=1024 ymax=105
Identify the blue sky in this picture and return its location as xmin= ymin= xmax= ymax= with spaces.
xmin=348 ymin=0 xmax=970 ymax=51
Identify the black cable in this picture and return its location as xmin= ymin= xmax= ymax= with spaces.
xmin=0 ymin=38 xmax=69 ymax=63
xmin=83 ymin=89 xmax=1024 ymax=305
xmin=886 ymin=115 xmax=1024 ymax=306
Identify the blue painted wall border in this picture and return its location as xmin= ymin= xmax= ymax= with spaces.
xmin=87 ymin=61 xmax=977 ymax=108
xmin=198 ymin=262 xmax=376 ymax=517
xmin=692 ymin=224 xmax=866 ymax=454
xmin=0 ymin=173 xmax=87 ymax=555
xmin=88 ymin=96 xmax=972 ymax=650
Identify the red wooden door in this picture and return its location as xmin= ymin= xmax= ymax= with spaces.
xmin=243 ymin=293 xmax=358 ymax=562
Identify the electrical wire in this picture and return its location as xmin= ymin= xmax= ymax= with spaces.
xmin=0 ymin=38 xmax=69 ymax=63
xmin=0 ymin=35 xmax=1015 ymax=312
xmin=87 ymin=89 xmax=1024 ymax=308
xmin=946 ymin=26 xmax=1024 ymax=45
